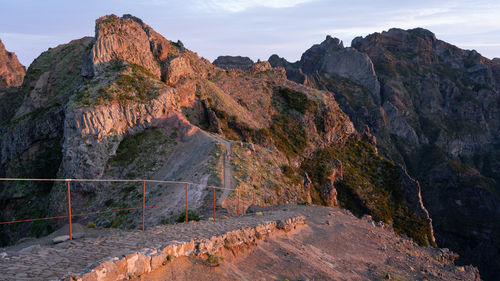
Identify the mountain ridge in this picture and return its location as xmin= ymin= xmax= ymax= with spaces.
xmin=0 ymin=15 xmax=496 ymax=279
xmin=268 ymin=27 xmax=500 ymax=280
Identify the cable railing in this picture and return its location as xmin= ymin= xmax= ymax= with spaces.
xmin=0 ymin=178 xmax=273 ymax=241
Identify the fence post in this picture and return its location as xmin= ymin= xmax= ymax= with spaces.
xmin=237 ymin=191 xmax=240 ymax=217
xmin=213 ymin=186 xmax=216 ymax=220
xmin=253 ymin=191 xmax=255 ymax=216
xmin=142 ymin=181 xmax=145 ymax=231
xmin=270 ymin=199 xmax=273 ymax=214
xmin=67 ymin=180 xmax=72 ymax=241
xmin=185 ymin=183 xmax=188 ymax=223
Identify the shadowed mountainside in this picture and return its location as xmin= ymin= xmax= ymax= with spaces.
xmin=269 ymin=28 xmax=500 ymax=280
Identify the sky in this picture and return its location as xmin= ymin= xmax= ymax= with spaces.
xmin=1 ymin=0 xmax=499 ymax=67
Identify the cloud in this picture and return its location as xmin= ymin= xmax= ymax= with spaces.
xmin=198 ymin=0 xmax=314 ymax=12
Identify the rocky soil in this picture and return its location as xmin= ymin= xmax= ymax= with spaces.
xmin=139 ymin=205 xmax=479 ymax=281
xmin=0 ymin=205 xmax=479 ymax=281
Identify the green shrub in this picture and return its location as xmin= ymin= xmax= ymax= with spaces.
xmin=206 ymin=254 xmax=224 ymax=265
xmin=175 ymin=210 xmax=201 ymax=223
xmin=269 ymin=115 xmax=307 ymax=156
xmin=277 ymin=87 xmax=316 ymax=114
xmin=87 ymin=222 xmax=96 ymax=228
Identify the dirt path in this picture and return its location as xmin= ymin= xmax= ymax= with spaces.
xmin=212 ymin=136 xmax=233 ymax=205
xmin=138 ymin=205 xmax=480 ymax=281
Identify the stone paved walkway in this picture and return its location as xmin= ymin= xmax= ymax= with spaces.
xmin=0 ymin=208 xmax=297 ymax=281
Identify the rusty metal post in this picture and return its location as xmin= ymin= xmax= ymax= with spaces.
xmin=67 ymin=180 xmax=72 ymax=241
xmin=237 ymin=191 xmax=240 ymax=217
xmin=142 ymin=181 xmax=145 ymax=231
xmin=253 ymin=191 xmax=256 ymax=216
xmin=185 ymin=183 xmax=188 ymax=223
xmin=213 ymin=186 xmax=216 ymax=220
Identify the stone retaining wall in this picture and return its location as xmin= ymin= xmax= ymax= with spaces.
xmin=65 ymin=216 xmax=305 ymax=281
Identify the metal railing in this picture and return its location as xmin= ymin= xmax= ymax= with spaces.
xmin=0 ymin=178 xmax=273 ymax=241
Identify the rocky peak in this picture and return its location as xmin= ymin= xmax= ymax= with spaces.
xmin=272 ymin=35 xmax=380 ymax=102
xmin=88 ymin=14 xmax=214 ymax=85
xmin=352 ymin=28 xmax=443 ymax=66
xmin=322 ymin=35 xmax=344 ymax=49
xmin=0 ymin=39 xmax=25 ymax=88
xmin=268 ymin=54 xmax=289 ymax=68
xmin=213 ymin=56 xmax=254 ymax=70
xmin=91 ymin=14 xmax=162 ymax=78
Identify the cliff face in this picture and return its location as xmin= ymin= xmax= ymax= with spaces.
xmin=0 ymin=40 xmax=25 ymax=88
xmin=270 ymin=28 xmax=500 ymax=280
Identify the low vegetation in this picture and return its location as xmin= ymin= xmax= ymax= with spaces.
xmin=176 ymin=210 xmax=202 ymax=223
xmin=72 ymin=60 xmax=160 ymax=107
xmin=301 ymin=138 xmax=436 ymax=246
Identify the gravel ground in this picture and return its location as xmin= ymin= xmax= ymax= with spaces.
xmin=0 ymin=205 xmax=480 ymax=281
xmin=0 ymin=207 xmax=294 ymax=281
xmin=139 ymin=205 xmax=481 ymax=281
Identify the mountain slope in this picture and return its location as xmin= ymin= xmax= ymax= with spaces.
xmin=1 ymin=15 xmax=436 ymax=254
xmin=269 ymin=28 xmax=500 ymax=280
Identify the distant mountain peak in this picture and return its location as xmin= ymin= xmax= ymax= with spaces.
xmin=0 ymin=39 xmax=25 ymax=88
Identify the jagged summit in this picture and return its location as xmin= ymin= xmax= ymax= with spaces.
xmin=319 ymin=35 xmax=344 ymax=49
xmin=86 ymin=14 xmax=216 ymax=85
xmin=269 ymin=34 xmax=380 ymax=101
xmin=0 ymin=39 xmax=25 ymax=88
xmin=90 ymin=14 xmax=163 ymax=77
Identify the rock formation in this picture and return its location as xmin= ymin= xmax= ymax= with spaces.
xmin=270 ymin=35 xmax=380 ymax=103
xmin=0 ymin=39 xmax=25 ymax=88
xmin=213 ymin=56 xmax=254 ymax=70
xmin=91 ymin=15 xmax=162 ymax=78
xmin=250 ymin=60 xmax=271 ymax=74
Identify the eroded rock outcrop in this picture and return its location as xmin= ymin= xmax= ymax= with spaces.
xmin=0 ymin=39 xmax=25 ymax=88
xmin=91 ymin=15 xmax=161 ymax=78
xmin=320 ymin=160 xmax=342 ymax=207
xmin=250 ymin=60 xmax=271 ymax=74
xmin=269 ymin=35 xmax=380 ymax=103
xmin=88 ymin=14 xmax=216 ymax=85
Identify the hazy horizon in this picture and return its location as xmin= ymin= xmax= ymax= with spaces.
xmin=1 ymin=0 xmax=499 ymax=67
